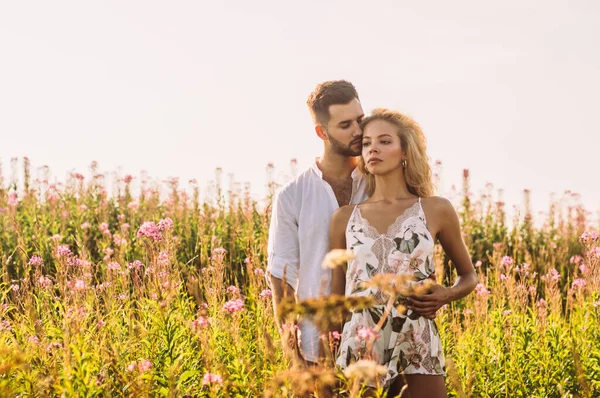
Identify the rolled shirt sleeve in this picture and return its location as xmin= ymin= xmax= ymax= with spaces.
xmin=267 ymin=187 xmax=300 ymax=290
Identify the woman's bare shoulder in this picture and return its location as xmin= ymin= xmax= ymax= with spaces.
xmin=421 ymin=196 xmax=455 ymax=214
xmin=331 ymin=205 xmax=355 ymax=223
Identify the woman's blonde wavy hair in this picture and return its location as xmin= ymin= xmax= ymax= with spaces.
xmin=358 ymin=108 xmax=435 ymax=198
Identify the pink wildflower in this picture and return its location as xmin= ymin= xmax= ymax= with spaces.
xmin=46 ymin=342 xmax=63 ymax=352
xmin=108 ymin=262 xmax=121 ymax=271
xmin=254 ymin=268 xmax=265 ymax=277
xmin=79 ymin=204 xmax=88 ymax=211
xmin=548 ymin=268 xmax=561 ymax=281
xmin=38 ymin=276 xmax=52 ymax=288
xmin=492 ymin=242 xmax=503 ymax=251
xmin=97 ymin=320 xmax=106 ymax=328
xmin=127 ymin=201 xmax=138 ymax=209
xmin=571 ymin=278 xmax=586 ymax=290
xmin=579 ymin=232 xmax=599 ymax=245
xmin=463 ymin=308 xmax=473 ymax=315
xmin=212 ymin=247 xmax=227 ymax=261
xmin=113 ymin=234 xmax=126 ymax=246
xmin=123 ymin=175 xmax=133 ymax=184
xmin=99 ymin=222 xmax=110 ymax=235
xmin=502 ymin=310 xmax=512 ymax=316
xmin=158 ymin=217 xmax=174 ymax=232
xmin=52 ymin=234 xmax=62 ymax=241
xmin=590 ymin=247 xmax=600 ymax=259
xmin=222 ymin=298 xmax=244 ymax=313
xmin=81 ymin=222 xmax=91 ymax=230
xmin=128 ymin=260 xmax=144 ymax=270
xmin=28 ymin=255 xmax=44 ymax=267
xmin=127 ymin=362 xmax=136 ymax=372
xmin=157 ymin=251 xmax=170 ymax=267
xmin=357 ymin=327 xmax=376 ymax=340
xmin=55 ymin=245 xmax=72 ymax=258
xmin=475 ymin=283 xmax=490 ymax=297
xmin=28 ymin=336 xmax=40 ymax=344
xmin=46 ymin=191 xmax=60 ymax=201
xmin=537 ymin=298 xmax=547 ymax=308
xmin=499 ymin=274 xmax=508 ymax=281
xmin=593 ymin=300 xmax=600 ymax=307
xmin=259 ymin=289 xmax=272 ymax=299
xmin=202 ymin=372 xmax=223 ymax=386
xmin=74 ymin=280 xmax=86 ymax=290
xmin=137 ymin=221 xmax=161 ymax=241
xmin=474 ymin=261 xmax=482 ymax=268
xmin=226 ymin=285 xmax=240 ymax=295
xmin=332 ymin=331 xmax=341 ymax=340
xmin=8 ymin=192 xmax=18 ymax=207
xmin=0 ymin=320 xmax=12 ymax=331
xmin=192 ymin=316 xmax=209 ymax=329
xmin=10 ymin=284 xmax=19 ymax=292
xmin=570 ymin=255 xmax=583 ymax=265
xmin=500 ymin=256 xmax=514 ymax=267
xmin=138 ymin=359 xmax=152 ymax=373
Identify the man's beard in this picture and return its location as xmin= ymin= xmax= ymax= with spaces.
xmin=327 ymin=133 xmax=362 ymax=157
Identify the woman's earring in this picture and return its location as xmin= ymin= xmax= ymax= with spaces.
xmin=402 ymin=159 xmax=407 ymax=168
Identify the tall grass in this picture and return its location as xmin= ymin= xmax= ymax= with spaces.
xmin=0 ymin=158 xmax=598 ymax=397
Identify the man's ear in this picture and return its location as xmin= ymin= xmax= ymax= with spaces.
xmin=315 ymin=124 xmax=328 ymax=141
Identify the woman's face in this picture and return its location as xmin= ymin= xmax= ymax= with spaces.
xmin=361 ymin=119 xmax=404 ymax=175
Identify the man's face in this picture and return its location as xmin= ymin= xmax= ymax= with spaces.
xmin=322 ymin=98 xmax=364 ymax=157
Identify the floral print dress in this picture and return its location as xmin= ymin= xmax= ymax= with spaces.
xmin=336 ymin=198 xmax=445 ymax=388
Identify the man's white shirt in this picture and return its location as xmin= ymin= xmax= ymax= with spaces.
xmin=267 ymin=159 xmax=368 ymax=363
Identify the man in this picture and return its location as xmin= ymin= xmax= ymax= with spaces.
xmin=267 ymin=80 xmax=367 ymax=365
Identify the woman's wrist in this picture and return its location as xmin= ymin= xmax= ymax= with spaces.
xmin=447 ymin=273 xmax=478 ymax=303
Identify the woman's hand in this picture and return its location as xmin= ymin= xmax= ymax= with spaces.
xmin=406 ymin=282 xmax=450 ymax=318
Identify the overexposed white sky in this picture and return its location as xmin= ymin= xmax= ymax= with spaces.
xmin=1 ymin=1 xmax=599 ymax=217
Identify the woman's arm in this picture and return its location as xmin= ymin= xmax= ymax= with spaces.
xmin=320 ymin=205 xmax=354 ymax=363
xmin=329 ymin=206 xmax=353 ymax=297
xmin=408 ymin=198 xmax=478 ymax=316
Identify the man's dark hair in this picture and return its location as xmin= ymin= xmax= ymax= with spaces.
xmin=306 ymin=80 xmax=359 ymax=126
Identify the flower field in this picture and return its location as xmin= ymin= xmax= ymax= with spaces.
xmin=0 ymin=159 xmax=599 ymax=397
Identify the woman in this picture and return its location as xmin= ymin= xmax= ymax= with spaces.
xmin=329 ymin=108 xmax=477 ymax=397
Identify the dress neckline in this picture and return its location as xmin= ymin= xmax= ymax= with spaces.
xmin=355 ymin=199 xmax=422 ymax=238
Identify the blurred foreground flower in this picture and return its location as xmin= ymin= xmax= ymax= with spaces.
xmin=343 ymin=359 xmax=387 ymax=382
xmin=322 ymin=249 xmax=354 ymax=269
xmin=202 ymin=372 xmax=223 ymax=385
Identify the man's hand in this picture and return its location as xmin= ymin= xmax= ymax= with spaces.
xmin=407 ymin=281 xmax=450 ymax=319
xmin=269 ymin=274 xmax=302 ymax=360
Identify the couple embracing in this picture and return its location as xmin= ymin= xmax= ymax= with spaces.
xmin=267 ymin=80 xmax=477 ymax=397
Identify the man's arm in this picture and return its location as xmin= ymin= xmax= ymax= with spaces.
xmin=265 ymin=187 xmax=301 ymax=357
xmin=269 ymin=274 xmax=296 ymax=331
